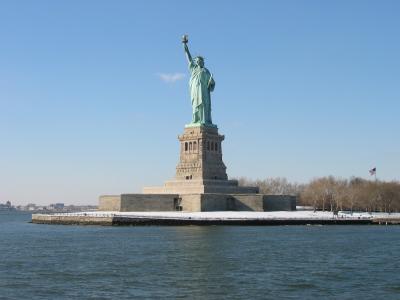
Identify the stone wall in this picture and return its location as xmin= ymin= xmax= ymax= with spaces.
xmin=201 ymin=194 xmax=231 ymax=211
xmin=180 ymin=194 xmax=201 ymax=212
xmin=180 ymin=194 xmax=265 ymax=212
xmin=99 ymin=193 xmax=296 ymax=212
xmin=120 ymin=194 xmax=179 ymax=212
xmin=99 ymin=195 xmax=121 ymax=211
xmin=143 ymin=179 xmax=259 ymax=195
xmin=263 ymin=195 xmax=297 ymax=211
xmin=233 ymin=195 xmax=264 ymax=211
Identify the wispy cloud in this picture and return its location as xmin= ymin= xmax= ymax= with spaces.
xmin=157 ymin=72 xmax=185 ymax=83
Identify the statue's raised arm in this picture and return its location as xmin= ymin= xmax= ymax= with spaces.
xmin=182 ymin=35 xmax=192 ymax=64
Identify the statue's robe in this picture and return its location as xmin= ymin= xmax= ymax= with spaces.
xmin=189 ymin=61 xmax=215 ymax=124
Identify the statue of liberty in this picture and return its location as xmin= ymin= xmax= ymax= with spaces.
xmin=182 ymin=35 xmax=215 ymax=126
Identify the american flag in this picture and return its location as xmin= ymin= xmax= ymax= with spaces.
xmin=369 ymin=167 xmax=376 ymax=176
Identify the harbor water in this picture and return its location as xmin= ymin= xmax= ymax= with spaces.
xmin=1 ymin=211 xmax=399 ymax=299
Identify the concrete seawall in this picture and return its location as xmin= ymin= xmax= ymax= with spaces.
xmin=111 ymin=217 xmax=373 ymax=226
xmin=32 ymin=214 xmax=114 ymax=225
xmin=32 ymin=213 xmax=378 ymax=226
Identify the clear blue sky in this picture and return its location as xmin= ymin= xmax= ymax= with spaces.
xmin=1 ymin=1 xmax=399 ymax=205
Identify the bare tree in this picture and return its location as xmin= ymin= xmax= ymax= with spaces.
xmin=237 ymin=175 xmax=400 ymax=212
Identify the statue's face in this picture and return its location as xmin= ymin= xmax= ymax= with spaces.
xmin=195 ymin=57 xmax=204 ymax=67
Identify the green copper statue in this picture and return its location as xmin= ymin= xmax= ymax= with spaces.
xmin=182 ymin=35 xmax=215 ymax=126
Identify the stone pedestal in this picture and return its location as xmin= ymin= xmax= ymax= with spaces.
xmin=176 ymin=125 xmax=227 ymax=180
xmin=143 ymin=125 xmax=258 ymax=195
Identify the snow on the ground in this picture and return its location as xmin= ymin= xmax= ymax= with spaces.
xmin=45 ymin=211 xmax=400 ymax=220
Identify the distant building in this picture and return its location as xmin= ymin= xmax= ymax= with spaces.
xmin=0 ymin=201 xmax=15 ymax=211
xmin=26 ymin=204 xmax=37 ymax=211
xmin=13 ymin=203 xmax=97 ymax=212
xmin=48 ymin=203 xmax=65 ymax=210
